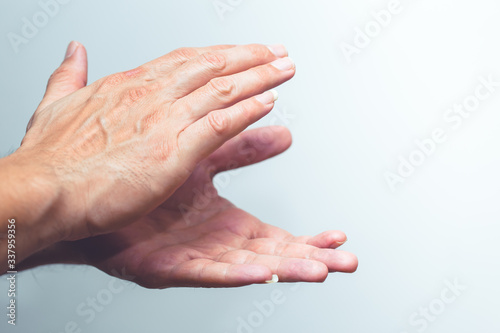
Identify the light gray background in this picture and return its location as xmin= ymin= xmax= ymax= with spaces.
xmin=1 ymin=0 xmax=499 ymax=332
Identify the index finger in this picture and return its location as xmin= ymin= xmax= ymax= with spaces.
xmin=142 ymin=45 xmax=236 ymax=74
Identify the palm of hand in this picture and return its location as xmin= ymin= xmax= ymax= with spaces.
xmin=69 ymin=128 xmax=357 ymax=288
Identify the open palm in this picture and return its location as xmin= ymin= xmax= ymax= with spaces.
xmin=45 ymin=127 xmax=356 ymax=288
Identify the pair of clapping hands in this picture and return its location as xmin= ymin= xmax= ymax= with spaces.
xmin=1 ymin=42 xmax=357 ymax=288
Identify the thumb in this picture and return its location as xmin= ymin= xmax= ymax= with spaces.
xmin=206 ymin=126 xmax=293 ymax=176
xmin=37 ymin=41 xmax=88 ymax=112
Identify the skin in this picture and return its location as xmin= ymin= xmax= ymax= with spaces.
xmin=0 ymin=41 xmax=294 ymax=270
xmin=1 ymin=42 xmax=358 ymax=287
xmin=19 ymin=125 xmax=358 ymax=288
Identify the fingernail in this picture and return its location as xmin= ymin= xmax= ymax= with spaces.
xmin=270 ymin=57 xmax=294 ymax=71
xmin=336 ymin=237 xmax=347 ymax=246
xmin=255 ymin=89 xmax=279 ymax=105
xmin=267 ymin=44 xmax=288 ymax=58
xmin=265 ymin=274 xmax=279 ymax=284
xmin=65 ymin=41 xmax=79 ymax=59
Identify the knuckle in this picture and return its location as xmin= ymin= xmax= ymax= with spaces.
xmin=209 ymin=77 xmax=236 ymax=98
xmin=200 ymin=52 xmax=227 ymax=72
xmin=97 ymin=72 xmax=128 ymax=90
xmin=124 ymin=86 xmax=149 ymax=104
xmin=48 ymin=65 xmax=73 ymax=85
xmin=171 ymin=47 xmax=199 ymax=62
xmin=139 ymin=109 xmax=163 ymax=132
xmin=25 ymin=115 xmax=35 ymax=132
xmin=207 ymin=111 xmax=229 ymax=136
xmin=86 ymin=92 xmax=106 ymax=105
xmin=122 ymin=81 xmax=161 ymax=106
xmin=124 ymin=66 xmax=149 ymax=80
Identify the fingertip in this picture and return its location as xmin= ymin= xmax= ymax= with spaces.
xmin=248 ymin=96 xmax=276 ymax=123
xmin=256 ymin=125 xmax=292 ymax=158
xmin=347 ymin=255 xmax=359 ymax=273
xmin=316 ymin=263 xmax=329 ymax=282
xmin=256 ymin=100 xmax=276 ymax=122
xmin=66 ymin=41 xmax=88 ymax=85
xmin=265 ymin=274 xmax=279 ymax=284
xmin=64 ymin=41 xmax=79 ymax=60
xmin=338 ymin=252 xmax=359 ymax=273
xmin=255 ymin=90 xmax=278 ymax=105
xmin=275 ymin=126 xmax=292 ymax=149
xmin=291 ymin=260 xmax=329 ymax=283
xmin=266 ymin=44 xmax=288 ymax=58
xmin=351 ymin=255 xmax=359 ymax=273
xmin=64 ymin=41 xmax=87 ymax=65
xmin=75 ymin=41 xmax=87 ymax=60
xmin=268 ymin=124 xmax=291 ymax=137
xmin=270 ymin=126 xmax=292 ymax=153
xmin=37 ymin=41 xmax=89 ymax=111
xmin=308 ymin=230 xmax=347 ymax=249
xmin=333 ymin=235 xmax=348 ymax=247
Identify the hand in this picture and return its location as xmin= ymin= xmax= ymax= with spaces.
xmin=16 ymin=41 xmax=295 ymax=245
xmin=20 ymin=127 xmax=358 ymax=288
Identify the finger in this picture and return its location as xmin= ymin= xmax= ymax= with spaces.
xmin=217 ymin=250 xmax=329 ymax=283
xmin=176 ymin=91 xmax=279 ymax=168
xmin=254 ymin=225 xmax=348 ymax=250
xmin=85 ymin=46 xmax=236 ymax=93
xmin=37 ymin=41 xmax=88 ymax=112
xmin=166 ymin=259 xmax=272 ymax=288
xmin=301 ymin=231 xmax=349 ymax=249
xmin=205 ymin=126 xmax=292 ymax=175
xmin=172 ymin=57 xmax=295 ymax=123
xmin=143 ymin=45 xmax=236 ymax=74
xmin=166 ymin=44 xmax=288 ymax=99
xmin=243 ymin=239 xmax=358 ymax=273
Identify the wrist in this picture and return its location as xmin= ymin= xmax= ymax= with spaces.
xmin=14 ymin=241 xmax=87 ymax=272
xmin=0 ymin=149 xmax=69 ymax=273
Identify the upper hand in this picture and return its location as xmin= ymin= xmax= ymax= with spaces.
xmin=18 ymin=42 xmax=295 ymax=243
